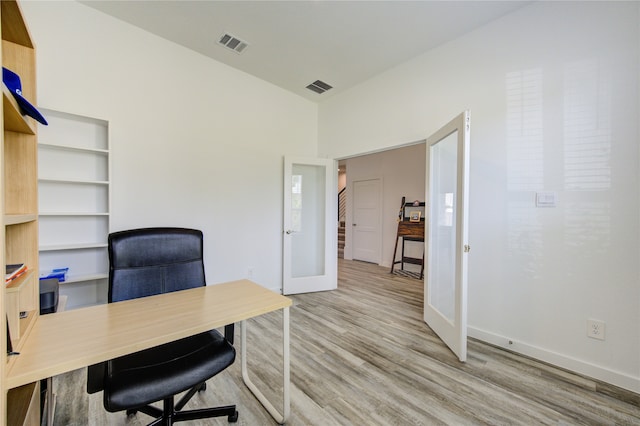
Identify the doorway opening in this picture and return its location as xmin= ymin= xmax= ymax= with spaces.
xmin=336 ymin=141 xmax=426 ymax=278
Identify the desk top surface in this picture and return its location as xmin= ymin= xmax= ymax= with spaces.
xmin=7 ymin=279 xmax=292 ymax=389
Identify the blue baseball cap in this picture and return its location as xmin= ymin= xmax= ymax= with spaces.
xmin=2 ymin=67 xmax=47 ymax=125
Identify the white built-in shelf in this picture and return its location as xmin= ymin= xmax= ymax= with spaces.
xmin=39 ymin=242 xmax=107 ymax=252
xmin=37 ymin=108 xmax=110 ymax=308
xmin=58 ymin=273 xmax=108 ymax=284
xmin=38 ymin=142 xmax=108 ymax=155
xmin=38 ymin=178 xmax=109 ymax=185
xmin=39 ymin=212 xmax=109 ymax=217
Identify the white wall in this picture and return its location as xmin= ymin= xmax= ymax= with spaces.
xmin=22 ymin=0 xmax=639 ymax=393
xmin=22 ymin=1 xmax=318 ymax=297
xmin=319 ymin=2 xmax=640 ymax=393
xmin=343 ymin=143 xmax=426 ymax=271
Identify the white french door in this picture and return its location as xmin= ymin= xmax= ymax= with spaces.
xmin=282 ymin=157 xmax=337 ymax=295
xmin=424 ymin=111 xmax=470 ymax=362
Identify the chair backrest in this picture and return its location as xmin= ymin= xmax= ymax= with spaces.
xmin=108 ymin=227 xmax=206 ymax=303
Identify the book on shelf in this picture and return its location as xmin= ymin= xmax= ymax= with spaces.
xmin=5 ymin=263 xmax=27 ymax=283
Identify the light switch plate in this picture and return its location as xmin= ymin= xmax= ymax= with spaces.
xmin=536 ymin=191 xmax=557 ymax=207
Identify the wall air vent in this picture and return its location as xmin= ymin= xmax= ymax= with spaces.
xmin=306 ymin=80 xmax=333 ymax=94
xmin=218 ymin=33 xmax=249 ymax=54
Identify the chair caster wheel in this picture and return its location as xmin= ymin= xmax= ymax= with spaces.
xmin=228 ymin=410 xmax=239 ymax=423
xmin=125 ymin=409 xmax=137 ymax=417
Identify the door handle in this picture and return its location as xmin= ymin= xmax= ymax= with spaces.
xmin=352 ymin=223 xmax=356 ymax=226
xmin=285 ymin=230 xmax=293 ymax=234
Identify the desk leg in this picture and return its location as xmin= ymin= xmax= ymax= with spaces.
xmin=46 ymin=377 xmax=54 ymax=425
xmin=241 ymin=307 xmax=290 ymax=424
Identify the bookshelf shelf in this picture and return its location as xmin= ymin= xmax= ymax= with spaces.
xmin=2 ymin=85 xmax=35 ymax=135
xmin=39 ymin=242 xmax=107 ymax=252
xmin=38 ymin=142 xmax=108 ymax=155
xmin=5 ymin=269 xmax=33 ymax=293
xmin=4 ymin=214 xmax=37 ymax=226
xmin=38 ymin=178 xmax=109 ymax=186
xmin=38 ymin=212 xmax=109 ymax=217
xmin=62 ymin=273 xmax=108 ymax=284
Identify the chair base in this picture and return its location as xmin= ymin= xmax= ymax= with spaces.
xmin=127 ymin=385 xmax=238 ymax=426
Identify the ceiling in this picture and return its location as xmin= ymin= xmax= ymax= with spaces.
xmin=81 ymin=1 xmax=529 ymax=102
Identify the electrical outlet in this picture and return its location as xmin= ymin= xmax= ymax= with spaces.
xmin=587 ymin=319 xmax=606 ymax=341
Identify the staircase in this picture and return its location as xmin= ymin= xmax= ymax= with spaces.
xmin=338 ymin=221 xmax=346 ymax=258
xmin=338 ymin=188 xmax=346 ymax=259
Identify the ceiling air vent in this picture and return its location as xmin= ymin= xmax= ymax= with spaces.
xmin=218 ymin=33 xmax=249 ymax=54
xmin=306 ymin=80 xmax=333 ymax=94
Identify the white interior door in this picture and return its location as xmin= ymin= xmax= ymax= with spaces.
xmin=352 ymin=178 xmax=381 ymax=263
xmin=424 ymin=111 xmax=470 ymax=362
xmin=283 ymin=157 xmax=337 ymax=295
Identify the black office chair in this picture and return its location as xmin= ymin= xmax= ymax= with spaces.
xmin=87 ymin=227 xmax=238 ymax=425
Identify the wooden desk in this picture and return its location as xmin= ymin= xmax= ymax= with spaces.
xmin=7 ymin=280 xmax=292 ymax=424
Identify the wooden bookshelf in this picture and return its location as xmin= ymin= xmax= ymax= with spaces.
xmin=1 ymin=1 xmax=42 ymax=423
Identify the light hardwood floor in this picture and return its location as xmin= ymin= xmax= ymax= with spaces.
xmin=53 ymin=259 xmax=640 ymax=425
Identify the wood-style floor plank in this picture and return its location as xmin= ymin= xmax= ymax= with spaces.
xmin=53 ymin=259 xmax=639 ymax=425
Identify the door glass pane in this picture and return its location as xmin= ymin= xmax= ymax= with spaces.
xmin=428 ymin=131 xmax=458 ymax=323
xmin=291 ymin=164 xmax=326 ymax=278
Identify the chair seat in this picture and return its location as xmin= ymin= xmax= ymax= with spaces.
xmin=104 ymin=330 xmax=235 ymax=412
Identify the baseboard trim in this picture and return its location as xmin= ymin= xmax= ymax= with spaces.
xmin=469 ymin=326 xmax=640 ymax=395
xmin=269 ymin=286 xmax=282 ymax=295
